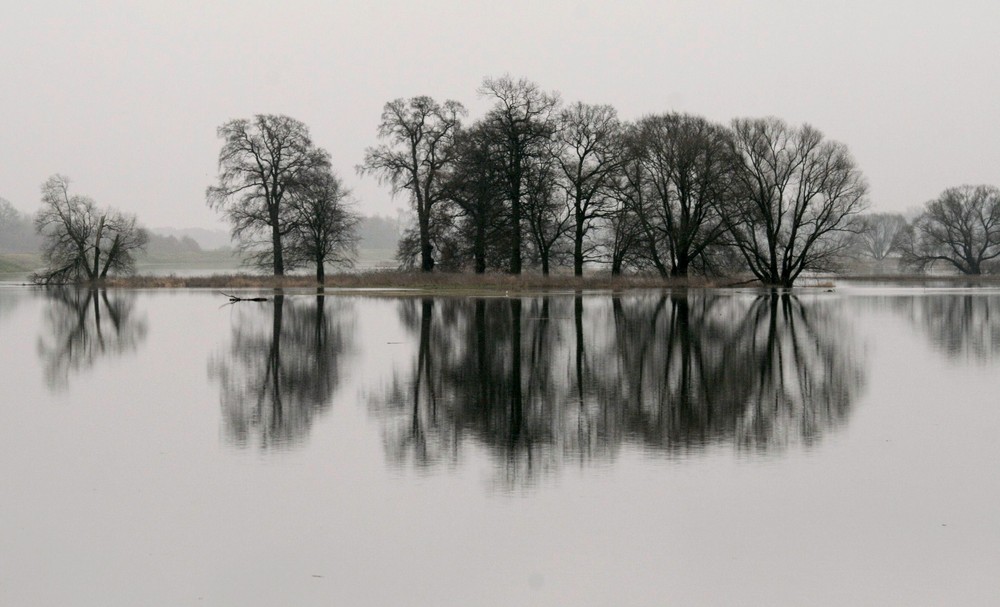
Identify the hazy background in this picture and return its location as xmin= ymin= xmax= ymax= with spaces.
xmin=2 ymin=0 xmax=999 ymax=230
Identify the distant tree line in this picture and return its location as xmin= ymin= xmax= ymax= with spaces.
xmin=361 ymin=75 xmax=872 ymax=287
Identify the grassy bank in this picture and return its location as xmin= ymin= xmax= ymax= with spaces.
xmin=92 ymin=271 xmax=755 ymax=293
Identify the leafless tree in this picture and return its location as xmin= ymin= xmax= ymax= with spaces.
xmin=207 ymin=114 xmax=330 ymax=275
xmin=360 ymin=97 xmax=466 ymax=272
xmin=479 ymin=75 xmax=561 ymax=274
xmin=439 ymin=122 xmax=510 ymax=273
xmin=898 ymin=185 xmax=1000 ymax=274
xmin=285 ymin=169 xmax=359 ymax=282
xmin=555 ymin=102 xmax=622 ymax=275
xmin=632 ymin=113 xmax=732 ymax=277
xmin=523 ymin=155 xmax=572 ymax=275
xmin=852 ymin=212 xmax=907 ymax=262
xmin=724 ymin=118 xmax=869 ymax=287
xmin=33 ymin=175 xmax=148 ymax=284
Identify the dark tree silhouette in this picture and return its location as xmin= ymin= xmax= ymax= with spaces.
xmin=724 ymin=118 xmax=869 ymax=286
xmin=207 ymin=114 xmax=331 ymax=275
xmin=285 ymin=169 xmax=359 ymax=282
xmin=478 ymin=76 xmax=560 ymax=274
xmin=555 ymin=102 xmax=622 ymax=275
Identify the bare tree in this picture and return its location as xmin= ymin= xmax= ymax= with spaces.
xmin=632 ymin=113 xmax=732 ymax=277
xmin=285 ymin=169 xmax=359 ymax=283
xmin=852 ymin=212 xmax=907 ymax=262
xmin=33 ymin=175 xmax=148 ymax=284
xmin=479 ymin=75 xmax=561 ymax=274
xmin=898 ymin=185 xmax=1000 ymax=274
xmin=724 ymin=118 xmax=869 ymax=287
xmin=360 ymin=97 xmax=466 ymax=272
xmin=555 ymin=102 xmax=622 ymax=275
xmin=207 ymin=114 xmax=330 ymax=275
xmin=523 ymin=155 xmax=572 ymax=275
xmin=439 ymin=122 xmax=509 ymax=273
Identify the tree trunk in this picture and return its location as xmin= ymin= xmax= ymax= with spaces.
xmin=316 ymin=257 xmax=325 ymax=283
xmin=574 ymin=214 xmax=584 ymax=276
xmin=419 ymin=211 xmax=434 ymax=272
xmin=510 ymin=180 xmax=522 ymax=275
xmin=474 ymin=223 xmax=486 ymax=274
xmin=271 ymin=222 xmax=284 ymax=276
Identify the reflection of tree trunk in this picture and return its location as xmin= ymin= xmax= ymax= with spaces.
xmin=509 ymin=298 xmax=523 ymax=448
xmin=267 ymin=295 xmax=285 ymax=433
xmin=574 ymin=295 xmax=585 ymax=406
xmin=411 ymin=299 xmax=435 ymax=452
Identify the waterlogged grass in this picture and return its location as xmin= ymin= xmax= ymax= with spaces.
xmin=93 ymin=270 xmax=749 ymax=293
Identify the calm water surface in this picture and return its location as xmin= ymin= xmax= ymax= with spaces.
xmin=1 ymin=285 xmax=998 ymax=606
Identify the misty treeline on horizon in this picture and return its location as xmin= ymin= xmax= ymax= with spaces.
xmin=4 ymin=74 xmax=999 ymax=285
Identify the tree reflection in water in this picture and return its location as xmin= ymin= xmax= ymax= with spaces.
xmin=377 ymin=292 xmax=865 ymax=487
xmin=36 ymin=288 xmax=148 ymax=390
xmin=209 ymin=294 xmax=353 ymax=449
xmin=889 ymin=294 xmax=1000 ymax=361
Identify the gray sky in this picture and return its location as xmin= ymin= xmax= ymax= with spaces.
xmin=2 ymin=0 xmax=999 ymax=229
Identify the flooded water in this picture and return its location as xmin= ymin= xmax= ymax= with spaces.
xmin=1 ymin=285 xmax=998 ymax=606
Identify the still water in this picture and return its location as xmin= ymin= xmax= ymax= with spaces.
xmin=1 ymin=285 xmax=998 ymax=606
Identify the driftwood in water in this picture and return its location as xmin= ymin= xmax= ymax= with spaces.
xmin=219 ymin=291 xmax=269 ymax=302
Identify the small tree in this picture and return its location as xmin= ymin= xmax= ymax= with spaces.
xmin=33 ymin=175 xmax=148 ymax=284
xmin=899 ymin=185 xmax=1000 ymax=274
xmin=207 ymin=114 xmax=330 ymax=275
xmin=285 ymin=170 xmax=359 ymax=283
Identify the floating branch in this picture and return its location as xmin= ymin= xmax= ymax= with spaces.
xmin=219 ymin=291 xmax=269 ymax=302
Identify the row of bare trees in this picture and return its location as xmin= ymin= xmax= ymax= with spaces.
xmin=361 ymin=76 xmax=871 ymax=286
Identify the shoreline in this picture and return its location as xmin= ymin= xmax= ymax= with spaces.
xmin=7 ymin=270 xmax=1000 ymax=294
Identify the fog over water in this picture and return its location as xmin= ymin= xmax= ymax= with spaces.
xmin=1 ymin=285 xmax=998 ymax=605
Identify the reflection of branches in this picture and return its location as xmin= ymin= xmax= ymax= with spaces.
xmin=888 ymin=294 xmax=1000 ymax=361
xmin=36 ymin=288 xmax=147 ymax=390
xmin=208 ymin=295 xmax=353 ymax=449
xmin=376 ymin=293 xmax=865 ymax=488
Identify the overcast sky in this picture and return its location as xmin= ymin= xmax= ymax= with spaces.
xmin=2 ymin=0 xmax=999 ymax=229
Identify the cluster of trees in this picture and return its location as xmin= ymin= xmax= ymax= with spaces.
xmin=206 ymin=114 xmax=359 ymax=281
xmin=361 ymin=76 xmax=871 ymax=286
xmin=32 ymin=175 xmax=149 ymax=284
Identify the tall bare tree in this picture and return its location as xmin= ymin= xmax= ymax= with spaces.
xmin=207 ymin=114 xmax=330 ymax=275
xmin=724 ymin=118 xmax=869 ymax=287
xmin=632 ymin=113 xmax=732 ymax=277
xmin=898 ymin=185 xmax=1000 ymax=274
xmin=360 ymin=97 xmax=466 ymax=272
xmin=555 ymin=102 xmax=622 ymax=275
xmin=34 ymin=175 xmax=148 ymax=284
xmin=479 ymin=75 xmax=560 ymax=274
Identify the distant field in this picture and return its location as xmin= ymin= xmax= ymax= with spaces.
xmin=0 ymin=253 xmax=40 ymax=275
